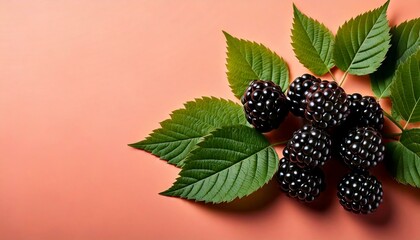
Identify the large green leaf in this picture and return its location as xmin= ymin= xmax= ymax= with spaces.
xmin=129 ymin=97 xmax=247 ymax=167
xmin=224 ymin=31 xmax=289 ymax=99
xmin=291 ymin=4 xmax=334 ymax=75
xmin=333 ymin=0 xmax=391 ymax=75
xmin=371 ymin=18 xmax=420 ymax=98
xmin=387 ymin=129 xmax=420 ymax=187
xmin=161 ymin=125 xmax=279 ymax=203
xmin=390 ymin=50 xmax=420 ymax=124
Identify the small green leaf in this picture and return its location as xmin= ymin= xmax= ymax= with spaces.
xmin=390 ymin=50 xmax=420 ymax=124
xmin=333 ymin=0 xmax=391 ymax=75
xmin=224 ymin=31 xmax=289 ymax=99
xmin=370 ymin=71 xmax=394 ymax=98
xmin=387 ymin=129 xmax=420 ymax=187
xmin=291 ymin=4 xmax=334 ymax=75
xmin=371 ymin=18 xmax=420 ymax=98
xmin=129 ymin=97 xmax=247 ymax=167
xmin=161 ymin=125 xmax=279 ymax=203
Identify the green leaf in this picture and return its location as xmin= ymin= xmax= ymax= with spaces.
xmin=291 ymin=4 xmax=334 ymax=75
xmin=129 ymin=97 xmax=247 ymax=167
xmin=161 ymin=125 xmax=279 ymax=203
xmin=391 ymin=107 xmax=402 ymax=122
xmin=224 ymin=31 xmax=289 ymax=99
xmin=333 ymin=0 xmax=391 ymax=75
xmin=390 ymin=49 xmax=420 ymax=124
xmin=371 ymin=18 xmax=420 ymax=98
xmin=370 ymin=70 xmax=393 ymax=98
xmin=386 ymin=129 xmax=420 ymax=187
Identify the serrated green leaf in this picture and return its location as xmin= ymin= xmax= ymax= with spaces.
xmin=333 ymin=0 xmax=391 ymax=75
xmin=129 ymin=97 xmax=247 ymax=167
xmin=391 ymin=107 xmax=402 ymax=122
xmin=390 ymin=50 xmax=420 ymax=124
xmin=291 ymin=4 xmax=334 ymax=75
xmin=386 ymin=129 xmax=420 ymax=187
xmin=371 ymin=18 xmax=420 ymax=98
xmin=161 ymin=125 xmax=278 ymax=203
xmin=224 ymin=31 xmax=289 ymax=99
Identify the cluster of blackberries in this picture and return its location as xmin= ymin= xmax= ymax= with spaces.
xmin=241 ymin=74 xmax=385 ymax=214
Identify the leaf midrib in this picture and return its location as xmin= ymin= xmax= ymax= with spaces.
xmin=346 ymin=8 xmax=386 ymax=72
xmin=402 ymin=130 xmax=420 ymax=153
xmin=295 ymin=12 xmax=330 ymax=72
xmin=398 ymin=41 xmax=420 ymax=64
xmin=405 ymin=97 xmax=420 ymax=124
xmin=378 ymin=81 xmax=392 ymax=99
xmin=396 ymin=141 xmax=420 ymax=184
xmin=138 ymin=108 xmax=245 ymax=147
xmin=229 ymin=38 xmax=260 ymax=79
xmin=137 ymin=136 xmax=201 ymax=146
xmin=376 ymin=22 xmax=419 ymax=99
xmin=166 ymin=145 xmax=272 ymax=193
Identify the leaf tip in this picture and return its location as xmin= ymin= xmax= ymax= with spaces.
xmin=128 ymin=142 xmax=141 ymax=148
xmin=380 ymin=0 xmax=390 ymax=11
xmin=159 ymin=189 xmax=174 ymax=197
xmin=292 ymin=3 xmax=301 ymax=18
xmin=222 ymin=30 xmax=232 ymax=40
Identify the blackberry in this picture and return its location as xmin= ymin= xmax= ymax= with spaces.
xmin=339 ymin=127 xmax=385 ymax=169
xmin=276 ymin=158 xmax=325 ymax=202
xmin=283 ymin=125 xmax=332 ymax=169
xmin=337 ymin=170 xmax=383 ymax=214
xmin=241 ymin=80 xmax=289 ymax=132
xmin=304 ymin=80 xmax=350 ymax=129
xmin=346 ymin=93 xmax=384 ymax=130
xmin=287 ymin=74 xmax=321 ymax=117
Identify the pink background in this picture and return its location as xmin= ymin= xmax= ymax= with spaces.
xmin=1 ymin=0 xmax=420 ymax=239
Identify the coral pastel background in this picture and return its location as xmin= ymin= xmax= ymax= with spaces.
xmin=1 ymin=0 xmax=420 ymax=239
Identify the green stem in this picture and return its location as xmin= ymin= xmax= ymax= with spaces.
xmin=328 ymin=70 xmax=337 ymax=82
xmin=403 ymin=97 xmax=420 ymax=129
xmin=383 ymin=132 xmax=402 ymax=140
xmin=339 ymin=71 xmax=348 ymax=86
xmin=383 ymin=111 xmax=404 ymax=131
xmin=270 ymin=140 xmax=289 ymax=147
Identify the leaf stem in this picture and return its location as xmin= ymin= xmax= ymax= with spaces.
xmin=382 ymin=132 xmax=402 ymax=140
xmin=328 ymin=70 xmax=337 ymax=82
xmin=339 ymin=71 xmax=348 ymax=86
xmin=383 ymin=111 xmax=404 ymax=131
xmin=403 ymin=97 xmax=420 ymax=129
xmin=270 ymin=140 xmax=289 ymax=147
xmin=377 ymin=83 xmax=392 ymax=100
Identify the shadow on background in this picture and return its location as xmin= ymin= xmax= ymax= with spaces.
xmin=188 ymin=106 xmax=420 ymax=225
xmin=191 ymin=179 xmax=282 ymax=214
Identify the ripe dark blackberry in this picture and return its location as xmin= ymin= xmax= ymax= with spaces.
xmin=283 ymin=125 xmax=332 ymax=169
xmin=337 ymin=170 xmax=383 ymax=214
xmin=304 ymin=80 xmax=350 ymax=129
xmin=346 ymin=93 xmax=384 ymax=130
xmin=241 ymin=80 xmax=288 ymax=132
xmin=287 ymin=74 xmax=321 ymax=117
xmin=276 ymin=158 xmax=325 ymax=202
xmin=339 ymin=127 xmax=385 ymax=169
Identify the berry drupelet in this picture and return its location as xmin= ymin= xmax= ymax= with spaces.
xmin=337 ymin=170 xmax=383 ymax=214
xmin=283 ymin=124 xmax=332 ymax=169
xmin=241 ymin=80 xmax=289 ymax=132
xmin=339 ymin=127 xmax=385 ymax=169
xmin=287 ymin=74 xmax=321 ymax=117
xmin=276 ymin=158 xmax=325 ymax=202
xmin=304 ymin=80 xmax=350 ymax=129
xmin=346 ymin=93 xmax=384 ymax=130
